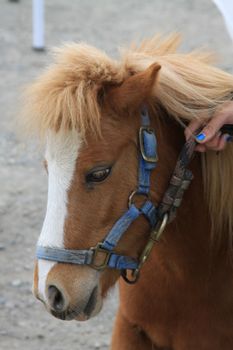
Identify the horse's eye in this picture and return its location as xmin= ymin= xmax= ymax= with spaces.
xmin=86 ymin=167 xmax=111 ymax=183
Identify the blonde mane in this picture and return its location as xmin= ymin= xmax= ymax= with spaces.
xmin=22 ymin=34 xmax=233 ymax=246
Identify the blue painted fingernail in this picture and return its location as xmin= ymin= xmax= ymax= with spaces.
xmin=226 ymin=135 xmax=233 ymax=142
xmin=196 ymin=133 xmax=206 ymax=142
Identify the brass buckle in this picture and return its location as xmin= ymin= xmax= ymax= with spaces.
xmin=139 ymin=127 xmax=158 ymax=163
xmin=90 ymin=243 xmax=111 ymax=270
xmin=131 ymin=213 xmax=168 ymax=280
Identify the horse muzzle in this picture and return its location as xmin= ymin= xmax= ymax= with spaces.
xmin=33 ymin=261 xmax=103 ymax=321
xmin=46 ymin=284 xmax=102 ymax=321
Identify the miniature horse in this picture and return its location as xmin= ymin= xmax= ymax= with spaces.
xmin=23 ymin=35 xmax=233 ymax=349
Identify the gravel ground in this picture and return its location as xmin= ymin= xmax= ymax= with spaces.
xmin=1 ymin=1 xmax=233 ymax=349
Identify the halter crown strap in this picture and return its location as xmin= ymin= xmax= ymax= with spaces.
xmin=101 ymin=108 xmax=157 ymax=252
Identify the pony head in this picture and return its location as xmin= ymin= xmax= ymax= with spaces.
xmin=23 ymin=35 xmax=233 ymax=321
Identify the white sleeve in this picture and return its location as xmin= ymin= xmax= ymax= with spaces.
xmin=213 ymin=0 xmax=233 ymax=41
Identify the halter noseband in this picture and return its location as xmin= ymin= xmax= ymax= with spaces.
xmin=36 ymin=107 xmax=195 ymax=284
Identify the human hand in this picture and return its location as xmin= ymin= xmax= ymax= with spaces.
xmin=185 ymin=101 xmax=233 ymax=152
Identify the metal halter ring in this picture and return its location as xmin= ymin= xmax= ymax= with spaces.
xmin=128 ymin=190 xmax=149 ymax=208
xmin=121 ymin=269 xmax=140 ymax=284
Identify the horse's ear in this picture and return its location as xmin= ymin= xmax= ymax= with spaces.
xmin=107 ymin=63 xmax=161 ymax=113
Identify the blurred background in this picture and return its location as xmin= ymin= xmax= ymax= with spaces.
xmin=0 ymin=1 xmax=233 ymax=349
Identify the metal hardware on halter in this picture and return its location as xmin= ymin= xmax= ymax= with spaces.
xmin=90 ymin=243 xmax=112 ymax=270
xmin=128 ymin=190 xmax=149 ymax=208
xmin=121 ymin=213 xmax=168 ymax=284
xmin=139 ymin=126 xmax=158 ymax=163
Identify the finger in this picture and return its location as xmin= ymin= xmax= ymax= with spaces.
xmin=203 ymin=133 xmax=221 ymax=150
xmin=203 ymin=134 xmax=227 ymax=152
xmin=185 ymin=119 xmax=203 ymax=140
xmin=195 ymin=112 xmax=229 ymax=143
xmin=216 ymin=134 xmax=228 ymax=151
xmin=195 ymin=133 xmax=222 ymax=152
xmin=195 ymin=144 xmax=207 ymax=152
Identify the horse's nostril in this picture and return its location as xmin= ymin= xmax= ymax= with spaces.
xmin=47 ymin=285 xmax=65 ymax=312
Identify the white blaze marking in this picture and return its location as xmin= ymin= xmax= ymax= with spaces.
xmin=37 ymin=130 xmax=82 ymax=300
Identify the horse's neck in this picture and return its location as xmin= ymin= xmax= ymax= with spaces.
xmin=151 ymin=114 xmax=213 ymax=266
xmin=169 ymin=155 xmax=212 ymax=261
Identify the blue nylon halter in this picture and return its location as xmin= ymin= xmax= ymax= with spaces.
xmin=36 ymin=107 xmax=158 ymax=272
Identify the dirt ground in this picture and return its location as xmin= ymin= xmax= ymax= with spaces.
xmin=1 ymin=1 xmax=233 ymax=349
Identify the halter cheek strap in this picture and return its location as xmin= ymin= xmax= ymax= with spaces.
xmin=36 ymin=108 xmax=158 ymax=271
